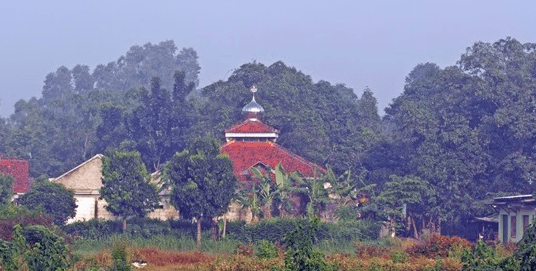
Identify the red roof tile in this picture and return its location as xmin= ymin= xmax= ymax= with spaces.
xmin=221 ymin=141 xmax=325 ymax=181
xmin=225 ymin=119 xmax=279 ymax=134
xmin=0 ymin=157 xmax=30 ymax=194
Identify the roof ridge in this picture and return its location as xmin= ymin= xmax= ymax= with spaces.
xmin=225 ymin=119 xmax=279 ymax=133
xmin=53 ymin=154 xmax=104 ymax=181
xmin=271 ymin=143 xmax=326 ymax=172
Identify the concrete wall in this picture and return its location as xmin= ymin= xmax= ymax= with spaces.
xmin=498 ymin=207 xmax=536 ymax=243
xmin=147 ymin=197 xmax=179 ymax=220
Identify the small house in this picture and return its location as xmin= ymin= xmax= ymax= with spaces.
xmin=494 ymin=194 xmax=536 ymax=244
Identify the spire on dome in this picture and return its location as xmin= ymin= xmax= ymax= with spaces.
xmin=242 ymin=86 xmax=264 ymax=120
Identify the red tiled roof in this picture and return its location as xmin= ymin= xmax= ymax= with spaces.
xmin=225 ymin=119 xmax=279 ymax=134
xmin=221 ymin=141 xmax=325 ymax=181
xmin=0 ymin=158 xmax=30 ymax=194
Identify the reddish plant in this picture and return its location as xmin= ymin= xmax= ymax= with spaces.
xmin=406 ymin=235 xmax=471 ymax=258
xmin=139 ymin=247 xmax=212 ymax=266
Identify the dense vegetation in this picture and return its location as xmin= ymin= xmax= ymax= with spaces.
xmin=1 ymin=37 xmax=536 ymax=269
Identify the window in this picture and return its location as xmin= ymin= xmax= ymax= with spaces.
xmin=523 ymin=215 xmax=530 ymax=232
xmin=511 ymin=216 xmax=517 ymax=239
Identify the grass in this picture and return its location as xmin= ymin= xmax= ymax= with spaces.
xmin=73 ymin=234 xmax=240 ymax=256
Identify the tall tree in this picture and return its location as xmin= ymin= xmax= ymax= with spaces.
xmin=93 ymin=41 xmax=200 ymax=92
xmin=164 ymin=134 xmax=237 ymax=249
xmin=100 ymin=150 xmax=159 ymax=231
xmin=194 ymin=61 xmax=382 ymax=174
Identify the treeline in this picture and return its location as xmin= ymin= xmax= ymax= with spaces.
xmin=1 ymin=37 xmax=536 ymax=235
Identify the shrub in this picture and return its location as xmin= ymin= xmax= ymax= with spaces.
xmin=24 ymin=225 xmax=71 ymax=271
xmin=0 ymin=205 xmax=53 ymax=241
xmin=234 ymin=243 xmax=255 ymax=256
xmin=407 ymin=235 xmax=471 ymax=258
xmin=111 ymin=237 xmax=132 ymax=271
xmin=284 ymin=216 xmax=333 ymax=271
xmin=461 ymin=240 xmax=518 ymax=271
xmin=257 ymin=240 xmax=279 ymax=260
xmin=63 ymin=217 xmax=214 ymax=240
xmin=354 ymin=239 xmax=391 ymax=258
xmin=226 ymin=217 xmax=379 ymax=245
xmin=0 ymin=224 xmax=72 ymax=271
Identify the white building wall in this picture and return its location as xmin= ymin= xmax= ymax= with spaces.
xmin=69 ymin=196 xmax=96 ymax=223
xmin=498 ymin=207 xmax=536 ymax=243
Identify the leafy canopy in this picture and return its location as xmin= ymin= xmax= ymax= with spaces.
xmin=164 ymin=134 xmax=237 ymax=220
xmin=18 ymin=178 xmax=76 ymax=226
xmin=100 ymin=150 xmax=159 ymax=225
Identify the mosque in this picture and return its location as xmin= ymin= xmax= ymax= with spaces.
xmin=222 ymin=86 xmax=324 ymax=181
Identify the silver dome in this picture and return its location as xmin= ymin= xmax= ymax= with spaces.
xmin=242 ymin=95 xmax=264 ymax=114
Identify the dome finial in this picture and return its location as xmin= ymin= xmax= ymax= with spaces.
xmin=242 ymin=85 xmax=264 ymax=120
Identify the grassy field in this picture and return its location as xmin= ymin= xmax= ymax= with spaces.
xmin=69 ymin=234 xmax=515 ymax=270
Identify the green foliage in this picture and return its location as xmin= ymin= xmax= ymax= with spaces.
xmin=110 ymin=237 xmax=132 ymax=271
xmin=165 ymin=134 xmax=237 ymax=220
xmin=194 ymin=61 xmax=382 ymax=174
xmin=381 ymin=37 xmax=536 ymax=231
xmin=100 ymin=150 xmax=159 ymax=230
xmin=0 ymin=205 xmax=53 ymax=241
xmin=0 ymin=224 xmax=28 ymax=271
xmin=283 ymin=216 xmax=332 ymax=271
xmin=461 ymin=240 xmax=518 ymax=271
xmin=164 ymin=134 xmax=237 ymax=247
xmin=0 ymin=173 xmax=13 ymax=207
xmin=0 ymin=224 xmax=71 ymax=271
xmin=516 ymin=217 xmax=536 ymax=270
xmin=63 ymin=217 xmax=215 ymax=240
xmin=24 ymin=225 xmax=71 ymax=271
xmin=18 ymin=180 xmax=76 ymax=226
xmin=226 ymin=217 xmax=378 ymax=244
xmin=257 ymin=240 xmax=279 ymax=260
xmin=374 ymin=175 xmax=436 ymax=237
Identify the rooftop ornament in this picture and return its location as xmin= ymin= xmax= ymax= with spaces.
xmin=242 ymin=85 xmax=264 ymax=120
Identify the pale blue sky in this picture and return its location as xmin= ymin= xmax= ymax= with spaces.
xmin=1 ymin=0 xmax=535 ymax=117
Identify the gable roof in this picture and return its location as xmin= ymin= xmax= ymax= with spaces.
xmin=225 ymin=119 xmax=279 ymax=134
xmin=53 ymin=154 xmax=104 ymax=192
xmin=0 ymin=157 xmax=30 ymax=194
xmin=221 ymin=141 xmax=325 ymax=180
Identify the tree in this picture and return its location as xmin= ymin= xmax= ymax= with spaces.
xmin=100 ymin=150 xmax=159 ymax=231
xmin=375 ymin=175 xmax=436 ymax=238
xmin=0 ymin=173 xmax=13 ymax=206
xmin=18 ymin=178 xmax=77 ymax=226
xmin=93 ymin=41 xmax=200 ymax=92
xmin=164 ymin=134 xmax=237 ymax=249
xmin=193 ymin=61 xmax=381 ymax=174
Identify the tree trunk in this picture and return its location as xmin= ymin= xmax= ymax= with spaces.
xmin=222 ymin=215 xmax=227 ymax=239
xmin=122 ymin=216 xmax=127 ymax=232
xmin=196 ymin=217 xmax=202 ymax=250
xmin=437 ymin=216 xmax=441 ymax=235
xmin=412 ymin=217 xmax=419 ymax=239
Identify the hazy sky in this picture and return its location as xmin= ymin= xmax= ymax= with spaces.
xmin=1 ymin=0 xmax=535 ymax=117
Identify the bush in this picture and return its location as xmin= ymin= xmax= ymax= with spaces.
xmin=461 ymin=240 xmax=518 ymax=271
xmin=111 ymin=237 xmax=132 ymax=271
xmin=284 ymin=217 xmax=333 ymax=271
xmin=0 ymin=224 xmax=72 ymax=271
xmin=226 ymin=217 xmax=379 ymax=244
xmin=257 ymin=240 xmax=279 ymax=260
xmin=63 ymin=217 xmax=214 ymax=240
xmin=407 ymin=235 xmax=471 ymax=258
xmin=24 ymin=225 xmax=71 ymax=271
xmin=0 ymin=205 xmax=53 ymax=241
